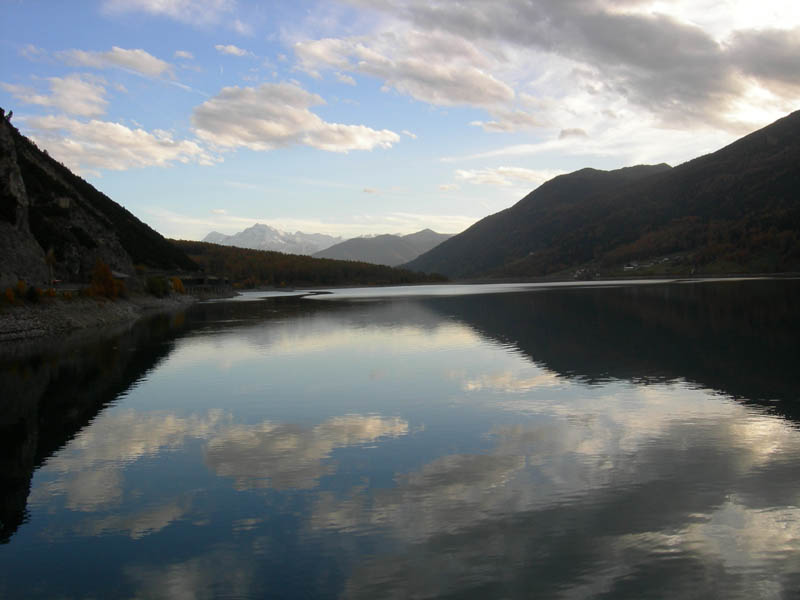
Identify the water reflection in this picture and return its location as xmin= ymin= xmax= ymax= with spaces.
xmin=418 ymin=279 xmax=800 ymax=408
xmin=316 ymin=399 xmax=800 ymax=598
xmin=0 ymin=310 xmax=190 ymax=542
xmin=1 ymin=279 xmax=799 ymax=599
xmin=206 ymin=415 xmax=409 ymax=490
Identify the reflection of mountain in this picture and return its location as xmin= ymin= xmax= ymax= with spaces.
xmin=0 ymin=312 xmax=190 ymax=542
xmin=418 ymin=279 xmax=800 ymax=418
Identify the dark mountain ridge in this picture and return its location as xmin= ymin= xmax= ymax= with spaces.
xmin=312 ymin=228 xmax=453 ymax=266
xmin=0 ymin=109 xmax=197 ymax=289
xmin=407 ymin=110 xmax=800 ymax=278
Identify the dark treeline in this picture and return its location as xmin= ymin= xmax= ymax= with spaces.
xmin=172 ymin=239 xmax=447 ymax=287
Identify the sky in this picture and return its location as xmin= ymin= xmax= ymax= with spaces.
xmin=2 ymin=0 xmax=799 ymax=240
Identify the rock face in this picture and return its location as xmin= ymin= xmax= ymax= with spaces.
xmin=0 ymin=108 xmax=197 ymax=289
xmin=0 ymin=111 xmax=47 ymax=289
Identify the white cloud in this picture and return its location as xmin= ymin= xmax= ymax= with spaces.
xmin=232 ymin=18 xmax=253 ymax=36
xmin=471 ymin=109 xmax=542 ymax=133
xmin=57 ymin=46 xmax=173 ymax=78
xmin=401 ymin=129 xmax=417 ymax=139
xmin=37 ymin=409 xmax=227 ymax=511
xmin=174 ymin=50 xmax=194 ymax=60
xmin=438 ymin=183 xmax=460 ymax=192
xmin=25 ymin=115 xmax=214 ymax=175
xmin=288 ymin=0 xmax=800 ymax=151
xmin=103 ymin=0 xmax=235 ymax=26
xmin=455 ymin=166 xmax=565 ymax=187
xmin=335 ymin=72 xmax=356 ymax=86
xmin=295 ymin=30 xmax=514 ymax=108
xmin=2 ymin=74 xmax=109 ymax=117
xmin=191 ymin=82 xmax=400 ymax=153
xmin=19 ymin=43 xmax=47 ymax=60
xmin=206 ymin=415 xmax=409 ymax=490
xmin=215 ymin=44 xmax=250 ymax=57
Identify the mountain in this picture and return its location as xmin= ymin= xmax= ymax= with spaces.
xmin=406 ymin=110 xmax=800 ymax=279
xmin=0 ymin=109 xmax=197 ymax=289
xmin=202 ymin=224 xmax=341 ymax=255
xmin=312 ymin=229 xmax=453 ymax=266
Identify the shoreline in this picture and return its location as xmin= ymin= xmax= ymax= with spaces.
xmin=0 ymin=293 xmax=198 ymax=346
xmin=2 ymin=273 xmax=797 ymax=347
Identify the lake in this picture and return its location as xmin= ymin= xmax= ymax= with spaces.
xmin=1 ymin=278 xmax=799 ymax=599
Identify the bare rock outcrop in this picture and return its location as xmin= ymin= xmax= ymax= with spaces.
xmin=0 ymin=109 xmax=47 ymax=288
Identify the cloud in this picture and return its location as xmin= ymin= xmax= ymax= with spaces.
xmin=103 ymin=0 xmax=235 ymax=26
xmin=37 ymin=410 xmax=227 ymax=510
xmin=232 ymin=18 xmax=253 ymax=36
xmin=336 ymin=72 xmax=356 ymax=86
xmin=57 ymin=46 xmax=173 ymax=78
xmin=325 ymin=0 xmax=800 ymax=133
xmin=455 ymin=166 xmax=565 ymax=187
xmin=401 ymin=129 xmax=417 ymax=139
xmin=19 ymin=43 xmax=47 ymax=60
xmin=191 ymin=82 xmax=400 ymax=153
xmin=295 ymin=30 xmax=514 ymax=107
xmin=471 ymin=109 xmax=542 ymax=133
xmin=559 ymin=127 xmax=588 ymax=139
xmin=215 ymin=44 xmax=250 ymax=57
xmin=727 ymin=26 xmax=800 ymax=93
xmin=205 ymin=415 xmax=409 ymax=490
xmin=438 ymin=183 xmax=459 ymax=192
xmin=308 ymin=381 xmax=800 ymax=598
xmin=125 ymin=549 xmax=253 ymax=600
xmin=2 ymin=74 xmax=109 ymax=117
xmin=362 ymin=187 xmax=378 ymax=194
xmin=80 ymin=498 xmax=191 ymax=539
xmin=25 ymin=115 xmax=214 ymax=175
xmin=174 ymin=50 xmax=195 ymax=60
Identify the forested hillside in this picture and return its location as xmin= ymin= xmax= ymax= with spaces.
xmin=173 ymin=240 xmax=447 ymax=287
xmin=407 ymin=110 xmax=800 ymax=279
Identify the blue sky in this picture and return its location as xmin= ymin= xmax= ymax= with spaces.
xmin=2 ymin=0 xmax=799 ymax=240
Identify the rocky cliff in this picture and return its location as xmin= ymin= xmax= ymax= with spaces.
xmin=0 ymin=108 xmax=197 ymax=289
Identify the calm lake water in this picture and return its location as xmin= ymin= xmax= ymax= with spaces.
xmin=1 ymin=279 xmax=799 ymax=599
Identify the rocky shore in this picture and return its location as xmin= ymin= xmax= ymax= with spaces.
xmin=0 ymin=293 xmax=197 ymax=344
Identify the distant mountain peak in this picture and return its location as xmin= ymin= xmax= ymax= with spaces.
xmin=201 ymin=224 xmax=341 ymax=255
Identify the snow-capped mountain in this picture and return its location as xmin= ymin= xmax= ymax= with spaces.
xmin=202 ymin=224 xmax=342 ymax=255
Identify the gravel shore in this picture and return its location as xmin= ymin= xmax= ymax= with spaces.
xmin=0 ymin=294 xmax=197 ymax=344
